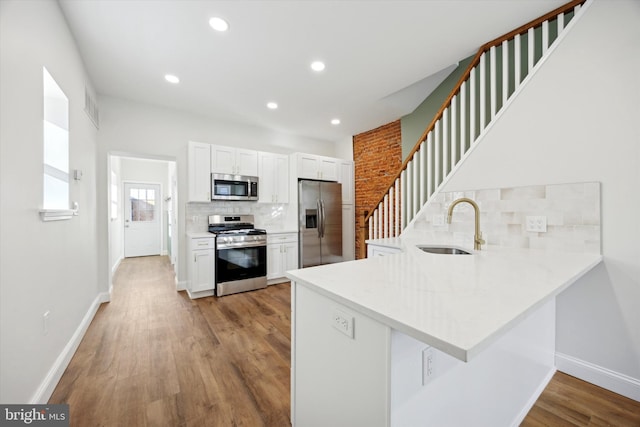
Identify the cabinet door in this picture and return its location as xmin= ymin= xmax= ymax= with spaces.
xmin=338 ymin=161 xmax=354 ymax=204
xmin=274 ymin=154 xmax=289 ymax=203
xmin=258 ymin=153 xmax=276 ymax=203
xmin=342 ymin=204 xmax=355 ymax=261
xmin=319 ymin=157 xmax=338 ymax=181
xmin=298 ymin=154 xmax=320 ymax=180
xmin=211 ymin=145 xmax=236 ymax=174
xmin=188 ymin=142 xmax=211 ymax=202
xmin=283 ymin=242 xmax=299 ymax=271
xmin=236 ymin=148 xmax=258 ymax=176
xmin=191 ymin=249 xmax=214 ymax=292
xmin=267 ymin=243 xmax=284 ymax=280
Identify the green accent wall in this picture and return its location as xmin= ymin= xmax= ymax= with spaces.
xmin=400 ymin=56 xmax=473 ymax=161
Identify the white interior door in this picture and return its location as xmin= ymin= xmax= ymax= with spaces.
xmin=124 ymin=182 xmax=161 ymax=257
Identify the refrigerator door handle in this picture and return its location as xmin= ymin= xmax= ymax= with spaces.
xmin=320 ymin=199 xmax=326 ymax=238
xmin=316 ymin=199 xmax=323 ymax=238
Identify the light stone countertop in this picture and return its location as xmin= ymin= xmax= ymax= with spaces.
xmin=286 ymin=236 xmax=602 ymax=362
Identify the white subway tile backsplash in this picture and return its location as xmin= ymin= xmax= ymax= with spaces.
xmin=408 ymin=182 xmax=600 ymax=255
xmin=186 ymin=201 xmax=289 ymax=233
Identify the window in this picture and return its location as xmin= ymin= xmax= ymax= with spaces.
xmin=43 ymin=67 xmax=69 ymax=210
xmin=129 ymin=188 xmax=156 ymax=222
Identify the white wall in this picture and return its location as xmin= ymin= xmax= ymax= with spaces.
xmin=0 ymin=0 xmax=100 ymax=403
xmin=443 ymin=0 xmax=640 ymax=388
xmin=96 ymin=96 xmax=339 ymax=289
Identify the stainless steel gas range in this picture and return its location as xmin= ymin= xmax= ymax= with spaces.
xmin=208 ymin=215 xmax=267 ymax=297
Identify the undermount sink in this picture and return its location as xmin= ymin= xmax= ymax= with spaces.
xmin=417 ymin=245 xmax=472 ymax=255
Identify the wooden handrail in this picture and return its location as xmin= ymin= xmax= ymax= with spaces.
xmin=363 ymin=0 xmax=585 ymax=225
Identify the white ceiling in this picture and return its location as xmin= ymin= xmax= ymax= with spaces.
xmin=59 ymin=0 xmax=568 ymax=143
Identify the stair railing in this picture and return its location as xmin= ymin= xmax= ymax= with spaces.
xmin=364 ymin=0 xmax=586 ymax=243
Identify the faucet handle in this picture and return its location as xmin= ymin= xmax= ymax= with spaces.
xmin=475 ymin=232 xmax=486 ymax=248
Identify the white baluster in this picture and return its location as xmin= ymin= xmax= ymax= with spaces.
xmin=442 ymin=107 xmax=449 ymax=178
xmin=502 ymin=40 xmax=509 ymax=106
xmin=394 ymin=178 xmax=400 ymax=236
xmin=542 ymin=20 xmax=549 ymax=54
xmin=434 ymin=120 xmax=441 ymax=187
xmin=479 ymin=53 xmax=486 ymax=131
xmin=460 ymin=81 xmax=467 ymax=154
xmin=400 ymin=169 xmax=406 ymax=232
xmin=412 ymin=154 xmax=419 ymax=219
xmin=515 ymin=34 xmax=522 ymax=87
xmin=378 ymin=201 xmax=383 ymax=240
xmin=419 ymin=144 xmax=426 ymax=207
xmin=368 ymin=214 xmax=373 ymax=241
xmin=406 ymin=161 xmax=413 ymax=224
xmin=383 ymin=194 xmax=389 ymax=238
xmin=527 ymin=27 xmax=535 ymax=74
xmin=388 ymin=187 xmax=393 ymax=238
xmin=372 ymin=210 xmax=377 ymax=239
xmin=451 ymin=94 xmax=457 ymax=169
xmin=470 ymin=67 xmax=476 ymax=142
xmin=558 ymin=12 xmax=565 ymax=33
xmin=427 ymin=132 xmax=434 ymax=198
xmin=490 ymin=45 xmax=497 ymax=120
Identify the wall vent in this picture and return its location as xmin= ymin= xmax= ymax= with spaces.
xmin=84 ymin=85 xmax=99 ymax=129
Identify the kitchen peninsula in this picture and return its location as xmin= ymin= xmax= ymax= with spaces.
xmin=286 ymin=238 xmax=602 ymax=426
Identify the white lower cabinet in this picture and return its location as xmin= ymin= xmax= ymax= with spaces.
xmin=187 ymin=235 xmax=215 ymax=298
xmin=267 ymin=232 xmax=298 ymax=284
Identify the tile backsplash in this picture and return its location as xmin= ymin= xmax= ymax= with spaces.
xmin=407 ymin=182 xmax=601 ymax=254
xmin=186 ymin=201 xmax=289 ymax=233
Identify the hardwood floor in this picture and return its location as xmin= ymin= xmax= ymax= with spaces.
xmin=49 ymin=256 xmax=640 ymax=426
xmin=49 ymin=256 xmax=291 ymax=426
xmin=522 ymin=372 xmax=640 ymax=427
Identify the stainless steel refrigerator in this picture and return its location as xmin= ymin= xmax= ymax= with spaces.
xmin=299 ymin=180 xmax=343 ymax=268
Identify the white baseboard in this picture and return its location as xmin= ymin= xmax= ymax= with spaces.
xmin=30 ymin=292 xmax=109 ymax=404
xmin=176 ymin=279 xmax=187 ymax=291
xmin=556 ymin=352 xmax=640 ymax=402
xmin=511 ymin=368 xmax=556 ymax=427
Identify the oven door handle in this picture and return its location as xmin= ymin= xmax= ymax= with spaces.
xmin=216 ymin=241 xmax=267 ymax=250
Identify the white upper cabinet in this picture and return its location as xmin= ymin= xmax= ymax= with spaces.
xmin=187 ymin=141 xmax=212 ymax=202
xmin=258 ymin=152 xmax=289 ymax=203
xmin=297 ymin=153 xmax=338 ymax=181
xmin=338 ymin=160 xmax=354 ymax=205
xmin=211 ymin=145 xmax=258 ymax=176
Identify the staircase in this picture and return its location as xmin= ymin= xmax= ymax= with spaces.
xmin=364 ymin=0 xmax=587 ymax=242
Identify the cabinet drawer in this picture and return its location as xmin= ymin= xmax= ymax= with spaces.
xmin=267 ymin=233 xmax=298 ymax=245
xmin=191 ymin=237 xmax=215 ymax=249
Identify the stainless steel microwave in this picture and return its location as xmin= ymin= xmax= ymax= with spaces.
xmin=211 ymin=173 xmax=259 ymax=201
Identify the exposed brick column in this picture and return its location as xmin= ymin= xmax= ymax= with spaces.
xmin=353 ymin=120 xmax=402 ymax=259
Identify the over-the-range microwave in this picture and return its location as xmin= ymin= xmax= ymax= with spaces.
xmin=211 ymin=173 xmax=259 ymax=201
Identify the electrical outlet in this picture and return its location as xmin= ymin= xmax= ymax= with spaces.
xmin=332 ymin=309 xmax=354 ymax=339
xmin=525 ymin=216 xmax=547 ymax=232
xmin=43 ymin=311 xmax=50 ymax=335
xmin=422 ymin=347 xmax=435 ymax=385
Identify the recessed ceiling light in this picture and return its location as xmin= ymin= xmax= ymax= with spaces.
xmin=267 ymin=102 xmax=278 ymax=110
xmin=311 ymin=61 xmax=326 ymax=72
xmin=209 ymin=17 xmax=229 ymax=32
xmin=331 ymin=118 xmax=341 ymax=125
xmin=164 ymin=74 xmax=180 ymax=84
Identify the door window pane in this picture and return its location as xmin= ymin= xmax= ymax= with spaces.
xmin=130 ymin=187 xmax=156 ymax=222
